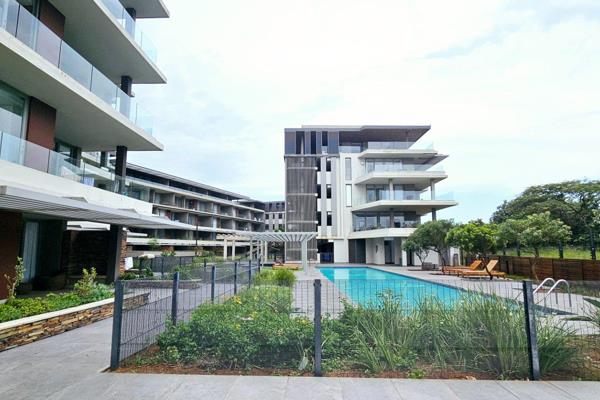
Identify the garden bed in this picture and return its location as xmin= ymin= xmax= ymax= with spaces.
xmin=0 ymin=293 xmax=149 ymax=352
xmin=114 ymin=283 xmax=599 ymax=380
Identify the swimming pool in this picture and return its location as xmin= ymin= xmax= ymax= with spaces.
xmin=319 ymin=267 xmax=465 ymax=306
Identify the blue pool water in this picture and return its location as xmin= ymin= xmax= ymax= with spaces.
xmin=319 ymin=267 xmax=464 ymax=306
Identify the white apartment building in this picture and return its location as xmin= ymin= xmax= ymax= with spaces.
xmin=0 ymin=0 xmax=179 ymax=298
xmin=284 ymin=125 xmax=457 ymax=265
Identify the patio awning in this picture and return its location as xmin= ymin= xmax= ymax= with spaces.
xmin=0 ymin=185 xmax=193 ymax=229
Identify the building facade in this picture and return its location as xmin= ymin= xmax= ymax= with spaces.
xmin=124 ymin=164 xmax=266 ymax=257
xmin=284 ymin=125 xmax=457 ymax=265
xmin=264 ymin=201 xmax=285 ymax=232
xmin=0 ymin=0 xmax=174 ymax=298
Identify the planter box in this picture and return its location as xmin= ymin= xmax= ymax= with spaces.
xmin=0 ymin=293 xmax=149 ymax=352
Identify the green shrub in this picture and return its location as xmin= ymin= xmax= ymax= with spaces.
xmin=0 ymin=269 xmax=113 ymax=323
xmin=253 ymin=269 xmax=296 ymax=287
xmin=157 ymin=286 xmax=311 ymax=368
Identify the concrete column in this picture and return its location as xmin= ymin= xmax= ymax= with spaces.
xmin=114 ymin=145 xmax=127 ymax=194
xmin=120 ymin=76 xmax=133 ymax=96
xmin=106 ymin=225 xmax=123 ymax=283
xmin=388 ymin=178 xmax=394 ymax=200
xmin=249 ymin=240 xmax=254 ymax=260
xmin=301 ymin=240 xmax=308 ymax=274
xmin=430 ymin=179 xmax=436 ymax=200
xmin=431 ymin=208 xmax=437 ymax=221
xmin=231 ymin=241 xmax=236 ymax=260
xmin=264 ymin=242 xmax=268 ymax=261
xmin=223 ymin=240 xmax=228 ymax=260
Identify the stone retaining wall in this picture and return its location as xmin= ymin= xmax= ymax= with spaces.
xmin=0 ymin=293 xmax=148 ymax=352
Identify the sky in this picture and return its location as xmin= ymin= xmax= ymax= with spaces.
xmin=129 ymin=0 xmax=600 ymax=223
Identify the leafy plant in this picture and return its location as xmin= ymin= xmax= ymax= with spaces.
xmin=4 ymin=257 xmax=24 ymax=301
xmin=402 ymin=237 xmax=429 ymax=265
xmin=410 ymin=220 xmax=455 ymax=266
xmin=446 ymin=221 xmax=498 ymax=260
xmin=253 ymin=269 xmax=296 ymax=287
xmin=568 ymin=297 xmax=600 ymax=329
xmin=73 ymin=268 xmax=112 ymax=301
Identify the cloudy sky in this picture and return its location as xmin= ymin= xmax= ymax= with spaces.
xmin=130 ymin=0 xmax=600 ymax=222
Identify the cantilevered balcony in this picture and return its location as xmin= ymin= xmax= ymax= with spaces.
xmin=48 ymin=0 xmax=166 ymax=83
xmin=0 ymin=0 xmax=161 ymax=150
xmin=354 ymin=163 xmax=448 ymax=186
xmin=352 ymin=188 xmax=457 ymax=215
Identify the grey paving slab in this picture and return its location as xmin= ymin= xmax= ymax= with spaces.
xmin=548 ymin=381 xmax=600 ymax=400
xmin=166 ymin=375 xmax=239 ymax=400
xmin=498 ymin=381 xmax=578 ymax=400
xmin=339 ymin=377 xmax=401 ymax=400
xmin=392 ymin=379 xmax=461 ymax=400
xmin=285 ymin=376 xmax=343 ymax=400
xmin=445 ymin=380 xmax=519 ymax=400
xmin=225 ymin=375 xmax=288 ymax=400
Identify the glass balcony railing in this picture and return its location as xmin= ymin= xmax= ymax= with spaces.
xmin=99 ymin=0 xmax=158 ymax=63
xmin=0 ymin=131 xmax=151 ymax=200
xmin=0 ymin=0 xmax=154 ymax=135
xmin=364 ymin=161 xmax=444 ymax=174
xmin=356 ymin=188 xmax=454 ymax=206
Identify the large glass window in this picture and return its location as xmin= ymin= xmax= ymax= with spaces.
xmin=366 ymin=185 xmax=389 ymax=202
xmin=344 ymin=157 xmax=352 ymax=180
xmin=0 ymin=81 xmax=27 ymax=138
xmin=345 ymin=184 xmax=352 ymax=207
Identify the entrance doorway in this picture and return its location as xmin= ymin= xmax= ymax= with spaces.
xmin=317 ymin=240 xmax=334 ymax=263
xmin=349 ymin=239 xmax=366 ymax=263
xmin=384 ymin=239 xmax=394 ymax=265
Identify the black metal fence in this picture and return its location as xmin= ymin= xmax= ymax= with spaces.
xmin=110 ymin=273 xmax=600 ymax=380
xmin=110 ymin=260 xmax=260 ymax=369
xmin=132 ymin=255 xmax=252 ymax=279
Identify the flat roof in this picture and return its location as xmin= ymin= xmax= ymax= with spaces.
xmin=285 ymin=125 xmax=432 ymax=143
xmin=127 ymin=163 xmax=255 ymax=201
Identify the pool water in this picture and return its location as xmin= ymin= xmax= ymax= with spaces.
xmin=319 ymin=267 xmax=464 ymax=307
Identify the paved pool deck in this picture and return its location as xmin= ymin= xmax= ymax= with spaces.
xmin=1 ymin=311 xmax=600 ymax=399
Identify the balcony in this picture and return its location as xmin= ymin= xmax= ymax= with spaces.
xmin=0 ymin=132 xmax=150 ymax=200
xmin=352 ymin=188 xmax=456 ymax=214
xmin=98 ymin=0 xmax=157 ymax=63
xmin=0 ymin=0 xmax=160 ymax=149
xmin=47 ymin=0 xmax=166 ymax=84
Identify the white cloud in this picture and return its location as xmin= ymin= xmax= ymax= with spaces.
xmin=129 ymin=0 xmax=600 ymax=221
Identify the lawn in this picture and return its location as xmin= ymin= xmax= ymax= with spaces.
xmin=503 ymin=246 xmax=593 ymax=260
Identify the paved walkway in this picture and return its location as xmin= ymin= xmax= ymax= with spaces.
xmin=1 ymin=317 xmax=600 ymax=399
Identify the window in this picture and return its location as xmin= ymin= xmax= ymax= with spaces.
xmin=278 ymin=213 xmax=283 ymax=219
xmin=316 ymin=183 xmax=321 ymax=198
xmin=366 ymin=185 xmax=389 ymax=202
xmin=316 ymin=158 xmax=321 ymax=171
xmin=310 ymin=131 xmax=316 ymax=154
xmin=326 ymin=211 xmax=332 ymax=226
xmin=345 ymin=184 xmax=352 ymax=207
xmin=326 ymin=158 xmax=331 ymax=172
xmin=0 ymin=81 xmax=28 ymax=138
xmin=295 ymin=131 xmax=304 ymax=155
xmin=345 ymin=157 xmax=352 ymax=180
xmin=316 ymin=211 xmax=321 ymax=225
xmin=326 ymin=184 xmax=332 ymax=199
xmin=322 ymin=132 xmax=328 ymax=154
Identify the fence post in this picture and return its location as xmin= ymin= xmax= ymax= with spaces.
xmin=234 ymin=261 xmax=238 ymax=295
xmin=211 ymin=265 xmax=216 ymax=302
xmin=110 ymin=280 xmax=124 ymax=371
xmin=248 ymin=261 xmax=253 ymax=286
xmin=171 ymin=272 xmax=180 ymax=326
xmin=204 ymin=258 xmax=207 ymax=271
xmin=314 ymin=279 xmax=322 ymax=377
xmin=522 ymin=280 xmax=541 ymax=380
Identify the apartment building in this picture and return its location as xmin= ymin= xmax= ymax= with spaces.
xmin=264 ymin=201 xmax=285 ymax=232
xmin=125 ymin=164 xmax=266 ymax=257
xmin=0 ymin=0 xmax=176 ymax=299
xmin=284 ymin=125 xmax=457 ymax=265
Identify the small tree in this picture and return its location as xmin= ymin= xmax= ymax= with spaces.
xmin=412 ymin=220 xmax=455 ymax=266
xmin=496 ymin=219 xmax=525 ymax=255
xmin=520 ymin=212 xmax=572 ymax=279
xmin=403 ymin=237 xmax=429 ymax=265
xmin=147 ymin=237 xmax=160 ymax=251
xmin=4 ymin=257 xmax=24 ymax=301
xmin=446 ymin=222 xmax=498 ymax=261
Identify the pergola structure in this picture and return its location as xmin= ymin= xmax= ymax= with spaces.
xmin=216 ymin=231 xmax=317 ymax=271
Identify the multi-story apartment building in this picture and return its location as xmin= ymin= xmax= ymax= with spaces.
xmin=125 ymin=164 xmax=266 ymax=257
xmin=284 ymin=125 xmax=457 ymax=265
xmin=0 ymin=0 xmax=175 ymax=299
xmin=264 ymin=201 xmax=285 ymax=232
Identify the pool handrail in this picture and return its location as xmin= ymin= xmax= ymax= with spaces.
xmin=541 ymin=279 xmax=572 ymax=308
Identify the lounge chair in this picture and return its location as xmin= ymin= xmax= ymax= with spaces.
xmin=443 ymin=260 xmax=482 ymax=275
xmin=458 ymin=259 xmax=505 ymax=280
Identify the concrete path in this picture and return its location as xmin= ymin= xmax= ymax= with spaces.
xmin=1 ymin=318 xmax=600 ymax=399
